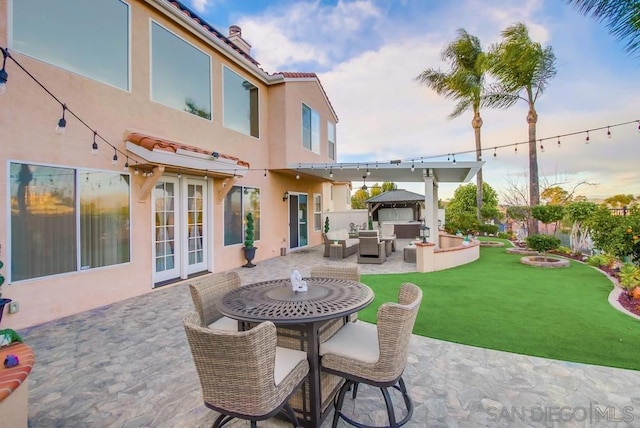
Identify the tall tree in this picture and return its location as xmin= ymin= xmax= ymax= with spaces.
xmin=416 ymin=29 xmax=488 ymax=221
xmin=567 ymin=0 xmax=640 ymax=57
xmin=485 ymin=23 xmax=557 ymax=235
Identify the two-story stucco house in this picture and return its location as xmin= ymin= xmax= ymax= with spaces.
xmin=0 ymin=0 xmax=344 ymax=329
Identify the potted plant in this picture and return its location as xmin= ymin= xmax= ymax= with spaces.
xmin=0 ymin=258 xmax=12 ymax=325
xmin=242 ymin=212 xmax=257 ymax=268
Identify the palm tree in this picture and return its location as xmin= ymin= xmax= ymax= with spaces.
xmin=416 ymin=29 xmax=487 ymax=221
xmin=567 ymin=0 xmax=640 ymax=57
xmin=484 ymin=23 xmax=557 ymax=235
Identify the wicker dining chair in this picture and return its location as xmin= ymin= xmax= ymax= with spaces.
xmin=188 ymin=271 xmax=241 ymax=331
xmin=310 ymin=265 xmax=361 ymax=322
xmin=183 ymin=311 xmax=309 ymax=427
xmin=319 ymin=283 xmax=423 ymax=428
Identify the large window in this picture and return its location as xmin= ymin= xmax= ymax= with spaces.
xmin=224 ymin=186 xmax=261 ymax=245
xmin=10 ymin=163 xmax=131 ymax=282
xmin=313 ymin=194 xmax=322 ymax=232
xmin=328 ymin=122 xmax=336 ymax=160
xmin=12 ymin=0 xmax=129 ymax=90
xmin=223 ymin=67 xmax=259 ymax=137
xmin=151 ymin=22 xmax=211 ymax=119
xmin=302 ymin=104 xmax=320 ymax=153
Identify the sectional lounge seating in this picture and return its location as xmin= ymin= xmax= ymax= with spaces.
xmin=323 ymin=229 xmax=359 ymax=258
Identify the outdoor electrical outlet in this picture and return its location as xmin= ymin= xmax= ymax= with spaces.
xmin=8 ymin=301 xmax=19 ymax=314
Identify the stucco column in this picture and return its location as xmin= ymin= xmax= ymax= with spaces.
xmin=415 ymin=242 xmax=435 ymax=272
xmin=423 ymin=170 xmax=438 ymax=249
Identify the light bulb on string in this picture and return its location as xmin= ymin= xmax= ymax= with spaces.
xmin=124 ymin=157 xmax=129 ymax=171
xmin=134 ymin=168 xmax=139 ymax=176
xmin=607 ymin=127 xmax=611 ymax=138
xmin=557 ymin=137 xmax=561 ymax=148
xmin=177 ymin=170 xmax=182 ymax=179
xmin=411 ymin=162 xmax=415 ymax=172
xmin=452 ymin=154 xmax=456 ymax=164
xmin=55 ymin=104 xmax=67 ymax=135
xmin=296 ymin=169 xmax=300 ymax=180
xmin=111 ymin=149 xmax=118 ymax=165
xmin=264 ymin=169 xmax=267 ymax=177
xmin=514 ymin=144 xmax=518 ymax=154
xmin=540 ymin=140 xmax=545 ymax=153
xmin=329 ymin=169 xmax=333 ymax=178
xmin=91 ymin=131 xmax=99 ymax=155
xmin=493 ymin=148 xmax=497 ymax=159
xmin=585 ymin=131 xmax=590 ymax=144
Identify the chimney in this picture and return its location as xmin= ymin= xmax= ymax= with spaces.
xmin=228 ymin=25 xmax=252 ymax=55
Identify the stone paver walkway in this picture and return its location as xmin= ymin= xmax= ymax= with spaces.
xmin=20 ymin=241 xmax=640 ymax=427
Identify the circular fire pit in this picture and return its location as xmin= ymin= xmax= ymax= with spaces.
xmin=520 ymin=256 xmax=570 ymax=268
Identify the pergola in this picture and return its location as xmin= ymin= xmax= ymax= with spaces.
xmin=290 ymin=161 xmax=484 ymax=248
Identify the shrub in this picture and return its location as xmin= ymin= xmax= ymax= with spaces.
xmin=554 ymin=246 xmax=572 ymax=255
xmin=586 ymin=254 xmax=614 ymax=267
xmin=618 ymin=263 xmax=640 ymax=294
xmin=478 ymin=224 xmax=499 ymax=235
xmin=526 ymin=234 xmax=561 ymax=259
xmin=244 ymin=212 xmax=255 ymax=248
xmin=497 ymin=231 xmax=510 ymax=240
xmin=324 ymin=216 xmax=330 ymax=234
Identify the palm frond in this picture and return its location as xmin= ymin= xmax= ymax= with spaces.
xmin=567 ymin=0 xmax=640 ymax=56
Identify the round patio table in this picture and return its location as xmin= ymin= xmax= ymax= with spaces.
xmin=219 ymin=277 xmax=374 ymax=428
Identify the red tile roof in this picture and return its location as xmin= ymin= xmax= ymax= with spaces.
xmin=127 ymin=133 xmax=250 ymax=168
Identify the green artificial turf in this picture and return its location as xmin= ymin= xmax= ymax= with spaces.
xmin=358 ymin=240 xmax=640 ymax=371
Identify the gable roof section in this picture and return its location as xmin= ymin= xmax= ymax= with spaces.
xmin=367 ymin=189 xmax=425 ymax=203
xmin=270 ymin=72 xmax=339 ymax=123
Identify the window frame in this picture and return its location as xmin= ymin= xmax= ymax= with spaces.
xmin=8 ymin=160 xmax=132 ymax=283
xmin=10 ymin=0 xmax=131 ymax=91
xmin=327 ymin=121 xmax=336 ymax=160
xmin=313 ymin=193 xmax=322 ymax=232
xmin=222 ymin=66 xmax=260 ymax=138
xmin=223 ymin=185 xmax=261 ymax=246
xmin=302 ymin=103 xmax=320 ymax=154
xmin=150 ymin=19 xmax=212 ymax=120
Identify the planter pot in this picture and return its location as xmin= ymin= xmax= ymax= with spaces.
xmin=631 ymin=287 xmax=640 ymax=300
xmin=243 ymin=246 xmax=257 ymax=268
xmin=0 ymin=298 xmax=12 ymax=325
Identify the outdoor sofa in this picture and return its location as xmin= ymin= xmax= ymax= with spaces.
xmin=323 ymin=229 xmax=359 ymax=258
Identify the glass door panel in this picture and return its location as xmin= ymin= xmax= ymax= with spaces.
xmin=153 ymin=180 xmax=179 ymax=282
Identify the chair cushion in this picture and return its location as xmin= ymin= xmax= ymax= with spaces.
xmin=345 ymin=238 xmax=359 ymax=248
xmin=319 ymin=321 xmax=379 ymax=363
xmin=327 ymin=229 xmax=349 ymax=241
xmin=274 ymin=346 xmax=308 ymax=386
xmin=208 ymin=316 xmax=238 ymax=331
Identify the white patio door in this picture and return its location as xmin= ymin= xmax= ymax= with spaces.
xmin=153 ymin=177 xmax=208 ymax=285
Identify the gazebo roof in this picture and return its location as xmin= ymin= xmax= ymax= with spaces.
xmin=366 ymin=189 xmax=425 ymax=203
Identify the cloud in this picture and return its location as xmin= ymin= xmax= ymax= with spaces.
xmin=238 ymin=0 xmax=640 ymax=200
xmin=190 ymin=0 xmax=210 ymax=14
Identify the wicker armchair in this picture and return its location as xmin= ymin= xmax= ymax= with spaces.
xmin=319 ymin=283 xmax=423 ymax=428
xmin=357 ymin=230 xmax=386 ymax=264
xmin=310 ymin=265 xmax=361 ymax=322
xmin=188 ymin=272 xmax=241 ymax=331
xmin=183 ymin=311 xmax=309 ymax=427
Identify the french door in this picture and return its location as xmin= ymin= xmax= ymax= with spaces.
xmin=153 ymin=177 xmax=208 ymax=284
xmin=288 ymin=193 xmax=308 ymax=249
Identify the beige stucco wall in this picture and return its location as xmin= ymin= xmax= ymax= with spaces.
xmin=0 ymin=1 xmax=335 ymax=329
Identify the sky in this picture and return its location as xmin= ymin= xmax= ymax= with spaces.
xmin=188 ymin=0 xmax=639 ymax=202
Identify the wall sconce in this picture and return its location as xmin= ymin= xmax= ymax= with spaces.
xmin=420 ymin=220 xmax=431 ymax=243
xmin=282 ymin=191 xmax=289 ymax=202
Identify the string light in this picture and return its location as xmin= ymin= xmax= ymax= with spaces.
xmin=539 ymin=140 xmax=544 ymax=153
xmin=55 ymin=104 xmax=67 ymax=135
xmin=514 ymin=144 xmax=518 ymax=154
xmin=91 ymin=131 xmax=99 ymax=155
xmin=607 ymin=126 xmax=611 ymax=138
xmin=329 ymin=168 xmax=333 ymax=178
xmin=111 ymin=148 xmax=118 ymax=165
xmin=493 ymin=148 xmax=497 ymax=158
xmin=557 ymin=137 xmax=561 ymax=148
xmin=366 ymin=164 xmax=370 ymax=176
xmin=134 ymin=168 xmax=139 ymax=176
xmin=411 ymin=162 xmax=415 ymax=172
xmin=452 ymin=154 xmax=456 ymax=164
xmin=263 ymin=169 xmax=267 ymax=177
xmin=124 ymin=157 xmax=129 ymax=171
xmin=177 ymin=170 xmax=181 ymax=178
xmin=585 ymin=131 xmax=590 ymax=144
